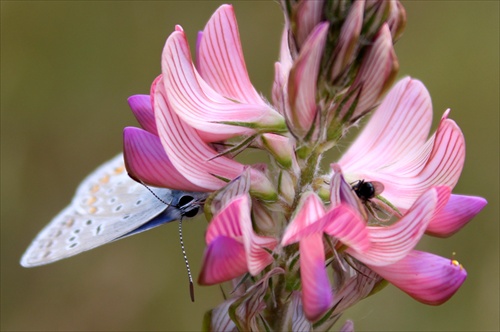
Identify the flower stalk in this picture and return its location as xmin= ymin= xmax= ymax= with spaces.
xmin=122 ymin=1 xmax=487 ymax=330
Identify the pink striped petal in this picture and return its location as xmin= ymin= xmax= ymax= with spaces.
xmin=281 ymin=192 xmax=326 ymax=245
xmin=387 ymin=0 xmax=407 ymax=40
xmin=247 ymin=233 xmax=277 ymax=276
xmin=205 ymin=195 xmax=276 ymax=276
xmin=374 ymin=112 xmax=465 ymax=210
xmin=123 ymin=127 xmax=204 ymax=191
xmin=330 ymin=0 xmax=364 ymax=81
xmin=162 ymin=29 xmax=284 ymax=142
xmin=300 ymin=233 xmax=333 ymax=322
xmin=198 ymin=236 xmax=248 ymax=285
xmin=205 ymin=195 xmax=247 ymax=243
xmin=283 ymin=204 xmax=370 ymax=252
xmin=294 ymin=0 xmax=324 ymax=47
xmin=368 ymin=250 xmax=467 ymax=305
xmin=127 ymin=95 xmax=158 ymax=135
xmin=339 ymin=77 xmax=432 ymax=174
xmin=348 ymin=187 xmax=450 ymax=266
xmin=321 ymin=206 xmax=371 ymax=253
xmin=238 ymin=195 xmax=277 ymax=275
xmin=427 ymin=194 xmax=487 ymax=237
xmin=197 ymin=5 xmax=266 ymax=106
xmin=287 ymin=22 xmax=329 ymax=138
xmin=154 ymin=79 xmax=276 ymax=199
xmin=338 ymin=24 xmax=398 ymax=121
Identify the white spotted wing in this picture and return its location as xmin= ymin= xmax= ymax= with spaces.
xmin=20 ymin=153 xmax=206 ymax=267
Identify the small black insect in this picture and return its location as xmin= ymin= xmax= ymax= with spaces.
xmin=351 ymin=180 xmax=384 ymax=202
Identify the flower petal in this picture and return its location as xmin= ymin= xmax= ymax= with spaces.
xmin=337 ymin=24 xmax=398 ymax=121
xmin=127 ymin=95 xmax=158 ymax=135
xmin=322 ymin=206 xmax=371 ymax=253
xmin=287 ymin=22 xmax=329 ymax=138
xmin=205 ymin=195 xmax=276 ymax=276
xmin=281 ymin=192 xmax=326 ymax=245
xmin=154 ymin=78 xmax=276 ymax=199
xmin=426 ymin=194 xmax=487 ymax=237
xmin=294 ymin=0 xmax=324 ymax=48
xmin=282 ymin=201 xmax=370 ymax=254
xmin=260 ymin=133 xmax=297 ymax=171
xmin=205 ymin=195 xmax=245 ymax=243
xmin=330 ymin=0 xmax=364 ymax=81
xmin=375 ymin=112 xmax=466 ymax=210
xmin=162 ymin=29 xmax=284 ymax=142
xmin=197 ymin=5 xmax=266 ymax=106
xmin=237 ymin=195 xmax=277 ymax=275
xmin=198 ymin=236 xmax=248 ymax=285
xmin=368 ymin=250 xmax=467 ymax=305
xmin=300 ymin=233 xmax=333 ymax=322
xmin=347 ymin=186 xmax=451 ymax=266
xmin=339 ymin=77 xmax=432 ymax=174
xmin=123 ymin=127 xmax=205 ymax=191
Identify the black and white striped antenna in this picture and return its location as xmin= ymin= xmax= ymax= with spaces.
xmin=178 ymin=217 xmax=195 ymax=302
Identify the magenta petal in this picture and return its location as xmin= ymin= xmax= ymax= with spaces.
xmin=198 ymin=236 xmax=248 ymax=285
xmin=123 ymin=127 xmax=205 ymax=191
xmin=287 ymin=22 xmax=329 ymax=138
xmin=427 ymin=194 xmax=487 ymax=237
xmin=368 ymin=250 xmax=467 ymax=305
xmin=197 ymin=5 xmax=266 ymax=106
xmin=300 ymin=234 xmax=333 ymax=322
xmin=348 ymin=187 xmax=450 ymax=266
xmin=127 ymin=95 xmax=158 ymax=135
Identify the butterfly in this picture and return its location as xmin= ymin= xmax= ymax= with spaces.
xmin=20 ymin=153 xmax=207 ymax=268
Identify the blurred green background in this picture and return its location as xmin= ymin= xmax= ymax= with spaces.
xmin=1 ymin=1 xmax=498 ymax=331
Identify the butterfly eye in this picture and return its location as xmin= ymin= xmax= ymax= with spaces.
xmin=178 ymin=195 xmax=195 ymax=208
xmin=183 ymin=206 xmax=200 ymax=218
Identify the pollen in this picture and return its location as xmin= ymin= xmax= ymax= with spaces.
xmin=88 ymin=206 xmax=97 ymax=214
xmin=451 ymin=259 xmax=463 ymax=269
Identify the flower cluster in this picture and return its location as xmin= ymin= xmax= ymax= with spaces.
xmin=123 ymin=2 xmax=486 ymax=330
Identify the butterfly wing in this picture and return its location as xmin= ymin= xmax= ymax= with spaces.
xmin=20 ymin=153 xmax=183 ymax=267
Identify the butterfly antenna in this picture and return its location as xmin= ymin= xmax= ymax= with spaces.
xmin=138 ymin=182 xmax=172 ymax=207
xmin=178 ymin=218 xmax=195 ymax=302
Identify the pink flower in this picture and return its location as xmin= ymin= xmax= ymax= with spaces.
xmin=198 ymin=194 xmax=277 ymax=285
xmin=336 ymin=77 xmax=487 ymax=234
xmin=281 ymin=192 xmax=371 ymax=321
xmin=123 ymin=5 xmax=286 ymax=200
